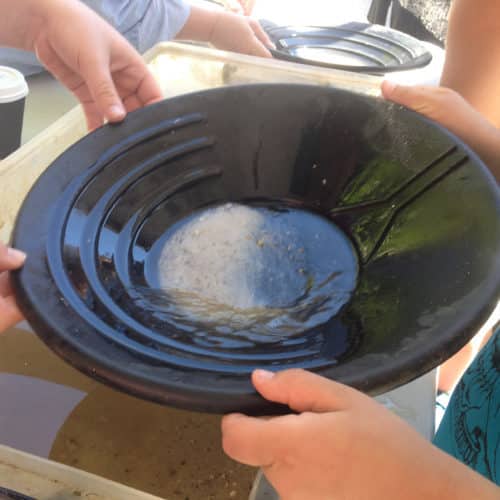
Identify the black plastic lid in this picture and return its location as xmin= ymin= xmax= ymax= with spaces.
xmin=262 ymin=21 xmax=432 ymax=73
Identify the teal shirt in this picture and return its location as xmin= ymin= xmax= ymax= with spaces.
xmin=433 ymin=329 xmax=500 ymax=484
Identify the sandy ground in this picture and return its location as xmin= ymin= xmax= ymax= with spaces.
xmin=0 ymin=327 xmax=257 ymax=500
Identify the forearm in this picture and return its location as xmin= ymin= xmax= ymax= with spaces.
xmin=0 ymin=0 xmax=51 ymax=50
xmin=377 ymin=420 xmax=500 ymax=500
xmin=467 ymin=122 xmax=500 ymax=183
xmin=451 ymin=101 xmax=500 ymax=182
xmin=441 ymin=0 xmax=500 ymax=127
xmin=175 ymin=5 xmax=218 ymax=42
xmin=429 ymin=446 xmax=500 ymax=500
xmin=362 ymin=421 xmax=500 ymax=500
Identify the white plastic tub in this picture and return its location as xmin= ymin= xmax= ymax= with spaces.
xmin=0 ymin=444 xmax=164 ymax=500
xmin=0 ymin=42 xmax=382 ymax=244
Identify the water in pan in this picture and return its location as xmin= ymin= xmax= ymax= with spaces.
xmin=143 ymin=203 xmax=358 ymax=343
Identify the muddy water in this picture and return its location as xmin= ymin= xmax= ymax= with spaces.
xmin=142 ymin=203 xmax=358 ymax=345
xmin=0 ymin=325 xmax=256 ymax=499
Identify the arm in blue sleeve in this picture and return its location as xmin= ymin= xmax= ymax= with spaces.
xmin=81 ymin=0 xmax=191 ymax=52
xmin=0 ymin=0 xmax=192 ymax=74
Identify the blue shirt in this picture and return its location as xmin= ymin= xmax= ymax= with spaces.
xmin=0 ymin=0 xmax=191 ymax=75
xmin=433 ymin=328 xmax=500 ymax=484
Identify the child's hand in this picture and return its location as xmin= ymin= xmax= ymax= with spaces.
xmin=382 ymin=81 xmax=500 ymax=182
xmin=0 ymin=243 xmax=26 ymax=332
xmin=31 ymin=0 xmax=163 ymax=130
xmin=238 ymin=0 xmax=256 ymax=16
xmin=224 ymin=0 xmax=256 ymax=16
xmin=222 ymin=369 xmax=499 ymax=500
xmin=209 ymin=12 xmax=273 ymax=58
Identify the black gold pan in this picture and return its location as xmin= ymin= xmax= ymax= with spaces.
xmin=261 ymin=21 xmax=433 ymax=73
xmin=12 ymin=84 xmax=500 ymax=414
